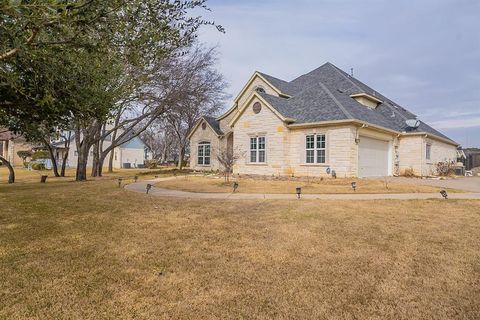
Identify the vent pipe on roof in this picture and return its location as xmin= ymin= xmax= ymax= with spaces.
xmin=350 ymin=68 xmax=354 ymax=77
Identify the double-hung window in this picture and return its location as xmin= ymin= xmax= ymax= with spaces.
xmin=250 ymin=136 xmax=266 ymax=163
xmin=197 ymin=141 xmax=211 ymax=165
xmin=305 ymin=134 xmax=326 ymax=164
xmin=426 ymin=143 xmax=431 ymax=160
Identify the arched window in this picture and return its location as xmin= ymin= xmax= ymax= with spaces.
xmin=197 ymin=141 xmax=211 ymax=165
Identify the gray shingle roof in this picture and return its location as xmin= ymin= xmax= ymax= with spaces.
xmin=257 ymin=72 xmax=300 ymax=96
xmin=203 ymin=116 xmax=223 ymax=135
xmin=257 ymin=62 xmax=454 ymax=143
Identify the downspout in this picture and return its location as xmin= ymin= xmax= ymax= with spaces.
xmin=355 ymin=124 xmax=368 ymax=143
xmin=355 ymin=124 xmax=368 ymax=177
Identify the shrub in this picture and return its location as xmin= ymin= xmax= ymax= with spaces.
xmin=402 ymin=167 xmax=415 ymax=177
xmin=436 ymin=161 xmax=456 ymax=176
xmin=32 ymin=163 xmax=46 ymax=170
xmin=31 ymin=151 xmax=49 ymax=161
xmin=17 ymin=150 xmax=32 ymax=160
xmin=145 ymin=160 xmax=158 ymax=169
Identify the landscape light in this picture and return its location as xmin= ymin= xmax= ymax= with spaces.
xmin=117 ymin=177 xmax=123 ymax=187
xmin=233 ymin=182 xmax=239 ymax=192
xmin=351 ymin=181 xmax=356 ymax=191
xmin=146 ymin=183 xmax=152 ymax=194
xmin=296 ymin=187 xmax=302 ymax=199
xmin=440 ymin=190 xmax=448 ymax=199
xmin=134 ymin=175 xmax=138 ymax=182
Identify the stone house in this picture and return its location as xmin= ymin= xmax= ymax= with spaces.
xmin=188 ymin=62 xmax=458 ymax=177
xmin=0 ymin=131 xmax=33 ymax=167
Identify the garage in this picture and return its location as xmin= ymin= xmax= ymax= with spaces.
xmin=358 ymin=136 xmax=390 ymax=177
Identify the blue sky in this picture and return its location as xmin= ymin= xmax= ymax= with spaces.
xmin=199 ymin=0 xmax=480 ymax=147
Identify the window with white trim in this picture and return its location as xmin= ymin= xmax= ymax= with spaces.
xmin=305 ymin=134 xmax=326 ymax=164
xmin=197 ymin=141 xmax=211 ymax=165
xmin=250 ymin=136 xmax=266 ymax=163
xmin=426 ymin=143 xmax=431 ymax=160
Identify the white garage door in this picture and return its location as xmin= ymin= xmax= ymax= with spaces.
xmin=358 ymin=136 xmax=389 ymax=177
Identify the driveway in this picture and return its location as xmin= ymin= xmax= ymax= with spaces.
xmin=386 ymin=176 xmax=480 ymax=193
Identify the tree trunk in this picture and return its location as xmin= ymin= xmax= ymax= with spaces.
xmin=107 ymin=111 xmax=121 ymax=173
xmin=0 ymin=156 xmax=15 ymax=183
xmin=76 ymin=146 xmax=89 ymax=181
xmin=44 ymin=139 xmax=60 ymax=177
xmin=177 ymin=147 xmax=184 ymax=169
xmin=91 ymin=140 xmax=100 ymax=177
xmin=97 ymin=153 xmax=107 ymax=177
xmin=60 ymin=131 xmax=71 ymax=177
xmin=108 ymin=149 xmax=115 ymax=173
xmin=75 ymin=125 xmax=90 ymax=182
xmin=161 ymin=143 xmax=169 ymax=163
xmin=60 ymin=148 xmax=69 ymax=177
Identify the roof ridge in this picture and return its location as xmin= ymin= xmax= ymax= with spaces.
xmin=318 ymin=82 xmax=353 ymax=119
xmin=328 ymin=63 xmax=414 ymax=121
xmin=327 ymin=63 xmax=364 ymax=92
xmin=257 ymin=71 xmax=288 ymax=83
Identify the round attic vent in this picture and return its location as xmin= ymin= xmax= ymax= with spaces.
xmin=202 ymin=122 xmax=207 ymax=130
xmin=255 ymin=86 xmax=266 ymax=93
xmin=253 ymin=102 xmax=262 ymax=114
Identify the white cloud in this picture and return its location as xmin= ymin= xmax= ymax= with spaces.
xmin=429 ymin=117 xmax=480 ymax=129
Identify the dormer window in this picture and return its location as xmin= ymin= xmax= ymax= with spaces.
xmin=350 ymin=93 xmax=383 ymax=109
xmin=255 ymin=86 xmax=266 ymax=93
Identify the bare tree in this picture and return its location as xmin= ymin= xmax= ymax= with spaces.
xmin=165 ymin=46 xmax=229 ymax=169
xmin=140 ymin=119 xmax=176 ymax=163
xmin=216 ymin=147 xmax=242 ymax=183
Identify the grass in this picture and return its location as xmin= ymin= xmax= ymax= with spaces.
xmin=156 ymin=175 xmax=453 ymax=194
xmin=0 ymin=166 xmax=181 ymax=185
xmin=1 ymin=168 xmax=479 ymax=319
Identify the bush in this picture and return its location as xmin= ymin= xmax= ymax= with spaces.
xmin=32 ymin=163 xmax=46 ymax=170
xmin=436 ymin=161 xmax=456 ymax=176
xmin=31 ymin=151 xmax=49 ymax=161
xmin=174 ymin=160 xmax=188 ymax=168
xmin=17 ymin=150 xmax=32 ymax=160
xmin=145 ymin=160 xmax=158 ymax=169
xmin=402 ymin=167 xmax=415 ymax=177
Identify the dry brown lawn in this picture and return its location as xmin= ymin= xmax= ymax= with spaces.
xmin=156 ymin=175 xmax=452 ymax=194
xmin=1 ymin=168 xmax=479 ymax=319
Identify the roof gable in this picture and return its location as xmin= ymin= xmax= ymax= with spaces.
xmin=187 ymin=116 xmax=223 ymax=139
xmin=228 ymin=92 xmax=294 ymax=127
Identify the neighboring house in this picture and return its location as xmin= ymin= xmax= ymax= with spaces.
xmin=462 ymin=148 xmax=480 ymax=170
xmin=188 ymin=62 xmax=458 ymax=177
xmin=52 ymin=130 xmax=149 ymax=169
xmin=0 ymin=131 xmax=34 ymax=167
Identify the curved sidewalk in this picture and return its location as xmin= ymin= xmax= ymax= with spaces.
xmin=125 ymin=177 xmax=480 ymax=201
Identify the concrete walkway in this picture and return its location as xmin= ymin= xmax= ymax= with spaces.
xmin=125 ymin=177 xmax=480 ymax=201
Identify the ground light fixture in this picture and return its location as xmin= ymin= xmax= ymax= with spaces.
xmin=440 ymin=190 xmax=448 ymax=199
xmin=134 ymin=175 xmax=138 ymax=182
xmin=233 ymin=182 xmax=239 ymax=192
xmin=117 ymin=177 xmax=123 ymax=187
xmin=351 ymin=181 xmax=357 ymax=191
xmin=146 ymin=183 xmax=152 ymax=194
xmin=296 ymin=187 xmax=302 ymax=199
